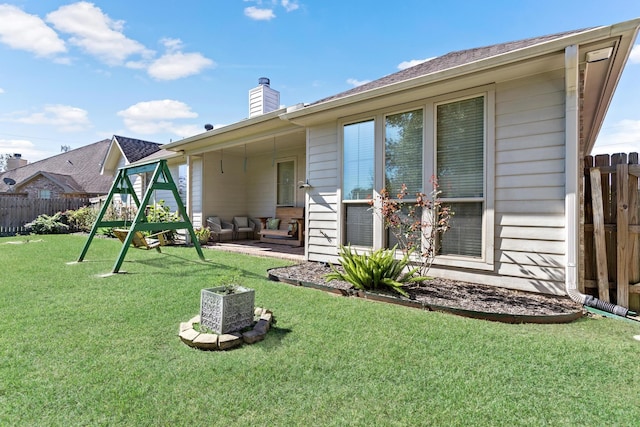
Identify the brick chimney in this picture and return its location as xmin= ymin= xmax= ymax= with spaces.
xmin=248 ymin=77 xmax=280 ymax=118
xmin=6 ymin=153 xmax=28 ymax=171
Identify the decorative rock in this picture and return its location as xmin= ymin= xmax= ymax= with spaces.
xmin=254 ymin=318 xmax=270 ymax=334
xmin=218 ymin=333 xmax=243 ymax=350
xmin=242 ymin=329 xmax=265 ymax=344
xmin=179 ymin=328 xmax=200 ymax=346
xmin=179 ymin=308 xmax=274 ymax=350
xmin=260 ymin=311 xmax=273 ymax=323
xmin=192 ymin=333 xmax=219 ymax=350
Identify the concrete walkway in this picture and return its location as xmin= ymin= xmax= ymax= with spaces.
xmin=202 ymin=239 xmax=304 ymax=262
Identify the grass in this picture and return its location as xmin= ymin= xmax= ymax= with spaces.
xmin=1 ymin=234 xmax=639 ymax=426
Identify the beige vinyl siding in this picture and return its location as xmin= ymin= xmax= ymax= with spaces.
xmin=155 ymin=164 xmax=180 ymax=213
xmin=306 ymin=123 xmax=340 ymax=262
xmin=190 ymin=157 xmax=203 ymax=227
xmin=200 ymin=146 xmax=305 ymax=223
xmin=202 ymin=151 xmax=247 ymax=220
xmin=493 ymin=69 xmax=566 ymax=292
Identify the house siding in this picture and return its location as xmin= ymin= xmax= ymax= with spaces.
xmin=200 ymin=146 xmax=306 ymax=224
xmin=306 ymin=68 xmax=568 ymax=294
xmin=190 ymin=157 xmax=203 ymax=227
xmin=493 ymin=69 xmax=566 ymax=293
xmin=307 ymin=123 xmax=340 ymax=262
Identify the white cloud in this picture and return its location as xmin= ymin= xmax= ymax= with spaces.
xmin=244 ymin=7 xmax=276 ymax=21
xmin=397 ymin=57 xmax=435 ymax=70
xmin=592 ymin=119 xmax=640 ymax=155
xmin=146 ymin=40 xmax=215 ymax=80
xmin=46 ymin=1 xmax=152 ymax=66
xmin=0 ymin=88 xmax=4 ymax=94
xmin=281 ymin=0 xmax=300 ymax=12
xmin=117 ymin=100 xmax=199 ymax=136
xmin=347 ymin=78 xmax=371 ymax=87
xmin=630 ymin=44 xmax=640 ymax=64
xmin=5 ymin=105 xmax=91 ymax=132
xmin=0 ymin=4 xmax=66 ymax=57
xmin=0 ymin=139 xmax=52 ymax=162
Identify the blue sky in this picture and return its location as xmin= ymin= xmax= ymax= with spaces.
xmin=0 ymin=0 xmax=639 ymax=163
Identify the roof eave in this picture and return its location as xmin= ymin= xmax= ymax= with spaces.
xmin=162 ymin=108 xmax=292 ymax=152
xmin=282 ymin=18 xmax=640 ymax=124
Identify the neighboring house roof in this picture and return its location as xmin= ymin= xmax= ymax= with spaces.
xmin=16 ymin=171 xmax=83 ymax=193
xmin=101 ymin=135 xmax=163 ymax=175
xmin=114 ymin=135 xmax=162 ymax=163
xmin=311 ymin=28 xmax=592 ymax=105
xmin=0 ymin=139 xmax=113 ymax=194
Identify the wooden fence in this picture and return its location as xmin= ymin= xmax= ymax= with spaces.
xmin=583 ymin=153 xmax=640 ymax=311
xmin=0 ymin=196 xmax=89 ymax=236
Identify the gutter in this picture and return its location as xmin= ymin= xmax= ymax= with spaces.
xmin=564 ymin=45 xmax=636 ymax=319
xmin=282 ymin=18 xmax=640 ymax=124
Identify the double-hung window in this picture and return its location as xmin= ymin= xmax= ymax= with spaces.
xmin=436 ymin=95 xmax=485 ymax=258
xmin=384 ymin=108 xmax=423 ymax=249
xmin=342 ymin=120 xmax=375 ymax=247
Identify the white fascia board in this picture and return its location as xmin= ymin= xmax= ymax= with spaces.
xmin=282 ymin=19 xmax=640 ymax=124
xmin=162 ymin=108 xmax=289 ymax=152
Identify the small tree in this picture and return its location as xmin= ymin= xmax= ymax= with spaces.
xmin=370 ymin=178 xmax=453 ymax=276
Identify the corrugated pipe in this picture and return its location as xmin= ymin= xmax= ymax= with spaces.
xmin=566 ymin=288 xmax=635 ymax=317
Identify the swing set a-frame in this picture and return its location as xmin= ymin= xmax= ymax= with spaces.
xmin=77 ymin=160 xmax=205 ymax=273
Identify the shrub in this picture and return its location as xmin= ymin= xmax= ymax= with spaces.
xmin=370 ymin=179 xmax=453 ymax=276
xmin=25 ymin=212 xmax=70 ymax=234
xmin=146 ymin=200 xmax=180 ymax=241
xmin=67 ymin=206 xmax=97 ymax=232
xmin=325 ymin=245 xmax=427 ymax=297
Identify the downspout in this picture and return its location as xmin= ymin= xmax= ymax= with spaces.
xmin=564 ymin=45 xmax=632 ymax=318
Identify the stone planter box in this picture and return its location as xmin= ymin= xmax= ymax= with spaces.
xmin=200 ymin=286 xmax=255 ymax=334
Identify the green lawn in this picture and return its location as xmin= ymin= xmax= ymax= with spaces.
xmin=1 ymin=235 xmax=639 ymax=426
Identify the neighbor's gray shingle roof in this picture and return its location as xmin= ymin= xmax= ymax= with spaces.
xmin=312 ymin=28 xmax=593 ymax=105
xmin=0 ymin=139 xmax=113 ymax=194
xmin=113 ymin=135 xmax=162 ymax=163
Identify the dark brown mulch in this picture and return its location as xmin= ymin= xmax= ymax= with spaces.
xmin=269 ymin=262 xmax=584 ymax=317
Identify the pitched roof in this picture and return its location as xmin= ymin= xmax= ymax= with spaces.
xmin=16 ymin=171 xmax=83 ymax=193
xmin=0 ymin=139 xmax=113 ymax=194
xmin=113 ymin=135 xmax=162 ymax=163
xmin=311 ymin=28 xmax=592 ymax=105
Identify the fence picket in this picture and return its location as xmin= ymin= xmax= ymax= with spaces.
xmin=0 ymin=196 xmax=89 ymax=236
xmin=583 ymin=152 xmax=640 ymax=311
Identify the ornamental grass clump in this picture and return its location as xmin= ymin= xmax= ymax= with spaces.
xmin=325 ymin=244 xmax=427 ymax=297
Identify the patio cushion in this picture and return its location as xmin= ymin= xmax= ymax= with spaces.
xmin=267 ymin=218 xmax=280 ymax=230
xmin=234 ymin=216 xmax=248 ymax=228
xmin=288 ymin=221 xmax=298 ymax=236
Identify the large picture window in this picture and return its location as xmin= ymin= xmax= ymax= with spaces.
xmin=436 ymin=96 xmax=484 ymax=258
xmin=343 ymin=120 xmax=374 ymax=246
xmin=338 ymin=90 xmax=492 ymax=266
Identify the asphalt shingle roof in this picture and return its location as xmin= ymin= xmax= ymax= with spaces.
xmin=0 ymin=139 xmax=113 ymax=194
xmin=114 ymin=135 xmax=162 ymax=163
xmin=312 ymin=28 xmax=593 ymax=105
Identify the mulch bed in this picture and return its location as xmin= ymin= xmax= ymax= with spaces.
xmin=268 ymin=262 xmax=584 ymax=319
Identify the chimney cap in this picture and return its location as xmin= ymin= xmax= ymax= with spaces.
xmin=258 ymin=77 xmax=270 ymax=86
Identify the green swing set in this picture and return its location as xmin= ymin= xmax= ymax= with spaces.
xmin=77 ymin=159 xmax=204 ymax=273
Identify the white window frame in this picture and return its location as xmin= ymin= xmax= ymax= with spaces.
xmin=276 ymin=157 xmax=297 ymax=207
xmin=426 ymin=87 xmax=495 ymax=270
xmin=337 ymin=88 xmax=494 ymax=270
